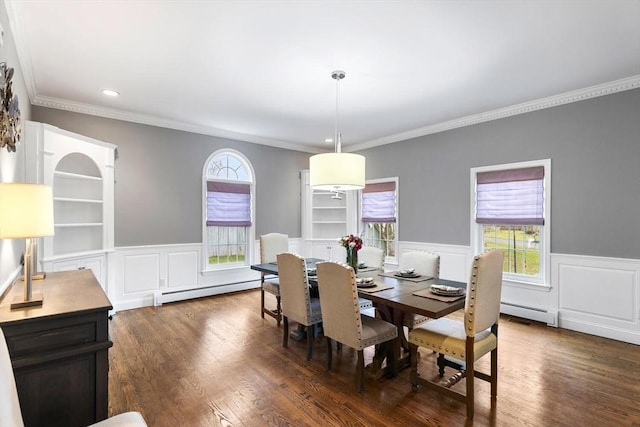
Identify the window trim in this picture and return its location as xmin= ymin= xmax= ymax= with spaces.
xmin=470 ymin=159 xmax=551 ymax=287
xmin=359 ymin=176 xmax=399 ymax=265
xmin=201 ymin=149 xmax=255 ymax=273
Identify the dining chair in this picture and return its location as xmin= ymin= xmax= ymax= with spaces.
xmin=358 ymin=246 xmax=384 ymax=270
xmin=408 ymin=250 xmax=504 ymax=419
xmin=315 ymin=261 xmax=398 ymax=392
xmin=277 ymin=252 xmax=323 ymax=360
xmin=399 ymin=251 xmax=441 ymax=328
xmin=0 ymin=327 xmax=147 ymax=427
xmin=259 ymin=232 xmax=289 ymax=325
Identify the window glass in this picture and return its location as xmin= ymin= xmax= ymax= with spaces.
xmin=203 ymin=150 xmax=254 ymax=269
xmin=360 ymin=178 xmax=398 ymax=261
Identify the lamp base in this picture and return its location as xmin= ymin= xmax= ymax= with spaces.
xmin=10 ymin=291 xmax=44 ymax=309
xmin=20 ymin=272 xmax=46 ymax=281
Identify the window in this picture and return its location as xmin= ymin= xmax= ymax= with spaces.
xmin=360 ymin=178 xmax=398 ymax=262
xmin=203 ymin=150 xmax=254 ymax=270
xmin=471 ymin=160 xmax=550 ymax=285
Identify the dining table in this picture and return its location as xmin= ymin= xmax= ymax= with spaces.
xmin=250 ymin=259 xmax=467 ymax=377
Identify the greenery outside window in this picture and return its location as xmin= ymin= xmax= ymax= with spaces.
xmin=203 ymin=150 xmax=254 ymax=270
xmin=360 ymin=178 xmax=398 ymax=263
xmin=471 ymin=159 xmax=551 ymax=285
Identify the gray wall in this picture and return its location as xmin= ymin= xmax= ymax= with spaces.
xmin=31 ymin=108 xmax=310 ymax=246
xmin=361 ymin=88 xmax=640 ymax=259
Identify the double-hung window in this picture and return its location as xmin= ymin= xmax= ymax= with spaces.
xmin=203 ymin=150 xmax=255 ymax=270
xmin=471 ymin=159 xmax=550 ymax=285
xmin=360 ymin=178 xmax=398 ymax=262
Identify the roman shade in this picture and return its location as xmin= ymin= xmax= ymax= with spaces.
xmin=206 ymin=181 xmax=251 ymax=226
xmin=475 ymin=166 xmax=544 ymax=225
xmin=362 ymin=181 xmax=396 ymax=223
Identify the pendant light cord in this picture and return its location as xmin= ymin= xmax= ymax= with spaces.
xmin=332 ymin=70 xmax=345 ymax=153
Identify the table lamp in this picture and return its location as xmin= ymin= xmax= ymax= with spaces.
xmin=0 ymin=183 xmax=54 ymax=309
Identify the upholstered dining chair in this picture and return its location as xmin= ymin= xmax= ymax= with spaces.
xmin=358 ymin=246 xmax=384 ymax=270
xmin=277 ymin=252 xmax=323 ymax=360
xmin=259 ymin=233 xmax=289 ymax=325
xmin=408 ymin=250 xmax=504 ymax=419
xmin=399 ymin=251 xmax=441 ymax=329
xmin=315 ymin=261 xmax=398 ymax=392
xmin=0 ymin=327 xmax=147 ymax=427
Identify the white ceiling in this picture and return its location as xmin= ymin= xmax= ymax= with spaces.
xmin=5 ymin=0 xmax=640 ymax=153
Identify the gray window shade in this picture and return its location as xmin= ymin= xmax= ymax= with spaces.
xmin=362 ymin=181 xmax=396 ymax=223
xmin=206 ymin=181 xmax=251 ymax=226
xmin=476 ymin=166 xmax=544 ymax=225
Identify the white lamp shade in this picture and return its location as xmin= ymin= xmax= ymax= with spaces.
xmin=0 ymin=183 xmax=54 ymax=239
xmin=309 ymin=152 xmax=365 ymax=191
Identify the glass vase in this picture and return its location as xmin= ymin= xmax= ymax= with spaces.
xmin=346 ymin=248 xmax=358 ymax=272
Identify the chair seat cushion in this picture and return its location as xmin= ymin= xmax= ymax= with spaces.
xmin=358 ymin=315 xmax=398 ymax=349
xmin=262 ymin=279 xmax=280 ymax=295
xmin=89 ymin=411 xmax=147 ymax=427
xmin=403 ymin=313 xmax=429 ymax=328
xmin=408 ymin=317 xmax=496 ymax=361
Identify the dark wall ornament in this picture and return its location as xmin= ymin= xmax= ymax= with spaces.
xmin=0 ymin=62 xmax=21 ymax=152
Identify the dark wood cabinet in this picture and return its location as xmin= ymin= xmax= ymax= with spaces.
xmin=0 ymin=270 xmax=112 ymax=427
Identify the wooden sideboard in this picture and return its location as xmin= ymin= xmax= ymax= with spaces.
xmin=0 ymin=270 xmax=113 ymax=427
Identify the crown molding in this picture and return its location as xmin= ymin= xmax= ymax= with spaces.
xmin=348 ymin=75 xmax=640 ymax=152
xmin=31 ymin=95 xmax=322 ymax=154
xmin=4 ymin=0 xmax=37 ymax=102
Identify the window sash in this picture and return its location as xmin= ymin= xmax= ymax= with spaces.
xmin=206 ymin=181 xmax=251 ymax=226
xmin=476 ymin=166 xmax=544 ymax=225
xmin=362 ymin=181 xmax=396 ymax=223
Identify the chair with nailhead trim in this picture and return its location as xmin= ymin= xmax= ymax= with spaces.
xmin=407 ymin=250 xmax=504 ymax=419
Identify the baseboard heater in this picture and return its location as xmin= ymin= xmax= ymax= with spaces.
xmin=500 ymin=301 xmax=558 ymax=327
xmin=153 ymin=279 xmax=261 ymax=306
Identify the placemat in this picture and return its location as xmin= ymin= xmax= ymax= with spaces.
xmin=358 ymin=283 xmax=394 ymax=293
xmin=378 ymin=271 xmax=433 ymax=282
xmin=357 ymin=266 xmax=379 ymax=273
xmin=412 ymin=288 xmax=466 ymax=302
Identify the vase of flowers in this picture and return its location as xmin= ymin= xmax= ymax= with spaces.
xmin=340 ymin=234 xmax=363 ymax=272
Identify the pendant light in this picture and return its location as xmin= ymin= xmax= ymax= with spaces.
xmin=309 ymin=70 xmax=365 ymax=192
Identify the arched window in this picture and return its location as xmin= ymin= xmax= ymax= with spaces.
xmin=203 ymin=149 xmax=255 ymax=270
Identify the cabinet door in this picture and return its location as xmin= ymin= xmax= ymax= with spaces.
xmin=52 ymin=256 xmax=104 ymax=287
xmin=309 ymin=241 xmax=346 ymax=262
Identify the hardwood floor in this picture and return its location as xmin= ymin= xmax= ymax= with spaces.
xmin=108 ymin=289 xmax=640 ymax=426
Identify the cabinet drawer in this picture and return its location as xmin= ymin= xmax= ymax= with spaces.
xmin=5 ymin=321 xmax=98 ymax=357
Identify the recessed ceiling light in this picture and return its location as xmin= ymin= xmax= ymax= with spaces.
xmin=324 ymin=138 xmax=333 ymax=143
xmin=101 ymin=89 xmax=120 ymax=97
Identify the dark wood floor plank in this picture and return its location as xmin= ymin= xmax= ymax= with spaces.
xmin=108 ymin=289 xmax=640 ymax=426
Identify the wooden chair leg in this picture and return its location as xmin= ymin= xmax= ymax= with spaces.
xmin=409 ymin=343 xmax=419 ymax=392
xmin=282 ymin=317 xmax=289 ymax=348
xmin=275 ymin=295 xmax=282 ymax=326
xmin=306 ymin=324 xmax=314 ymax=361
xmin=260 ymin=287 xmax=266 ymax=319
xmin=465 ymin=342 xmax=475 ymax=419
xmin=357 ymin=350 xmax=365 ymax=393
xmin=491 ymin=347 xmax=498 ymax=397
xmin=437 ymin=353 xmax=446 ymax=377
xmin=326 ymin=338 xmax=333 ymax=371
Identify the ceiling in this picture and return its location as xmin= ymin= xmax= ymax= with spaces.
xmin=5 ymin=0 xmax=640 ymax=153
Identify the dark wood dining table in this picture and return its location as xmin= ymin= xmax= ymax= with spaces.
xmin=250 ymin=259 xmax=467 ymax=377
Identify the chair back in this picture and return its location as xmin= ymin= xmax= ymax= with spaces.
xmin=0 ymin=328 xmax=25 ymax=427
xmin=277 ymin=252 xmax=315 ymax=324
xmin=316 ymin=261 xmax=363 ymax=349
xmin=399 ymin=251 xmax=440 ymax=278
xmin=464 ymin=250 xmax=504 ymax=336
xmin=358 ymin=246 xmax=384 ymax=270
xmin=259 ymin=233 xmax=289 ymax=263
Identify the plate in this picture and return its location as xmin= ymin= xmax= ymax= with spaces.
xmin=395 ymin=271 xmax=419 ymax=278
xmin=358 ymin=263 xmax=367 ymax=269
xmin=430 ymin=284 xmax=464 ymax=296
xmin=356 ymin=278 xmax=376 ymax=288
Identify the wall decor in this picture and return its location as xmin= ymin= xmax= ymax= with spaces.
xmin=0 ymin=62 xmax=21 ymax=152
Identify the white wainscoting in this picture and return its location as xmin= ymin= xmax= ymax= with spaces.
xmin=551 ymin=253 xmax=640 ymax=345
xmin=110 ymin=240 xmax=640 ymax=344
